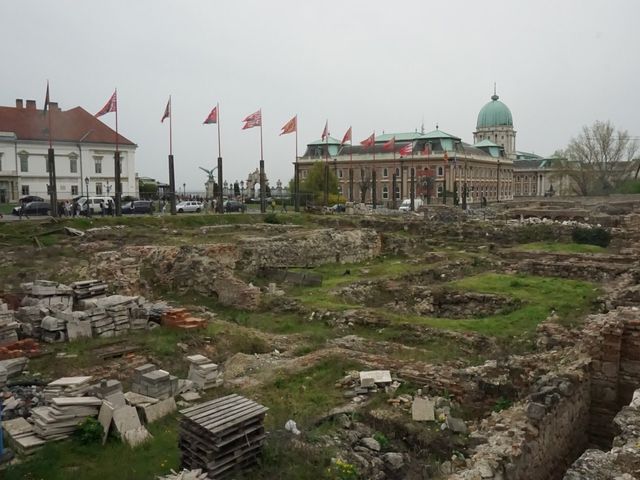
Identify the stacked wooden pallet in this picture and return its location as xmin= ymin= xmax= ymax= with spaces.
xmin=179 ymin=394 xmax=268 ymax=479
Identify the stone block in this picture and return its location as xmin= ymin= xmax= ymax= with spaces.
xmin=97 ymin=400 xmax=115 ymax=444
xmin=113 ymin=405 xmax=142 ymax=437
xmin=411 ymin=398 xmax=435 ymax=421
xmin=445 ymin=416 xmax=468 ymax=434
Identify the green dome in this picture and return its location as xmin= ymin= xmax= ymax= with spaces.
xmin=476 ymin=94 xmax=513 ymax=129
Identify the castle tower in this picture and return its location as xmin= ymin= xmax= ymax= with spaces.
xmin=473 ymin=87 xmax=516 ymax=159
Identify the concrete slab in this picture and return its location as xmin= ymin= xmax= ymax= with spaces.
xmin=411 ymin=398 xmax=435 ymax=421
xmin=124 ymin=391 xmax=159 ymax=406
xmin=180 ymin=391 xmax=201 ymax=402
xmin=142 ymin=397 xmax=177 ymax=424
xmin=97 ymin=400 xmax=115 ymax=444
xmin=359 ymin=370 xmax=392 ymax=385
xmin=112 ymin=405 xmax=142 ymax=436
xmin=104 ymin=391 xmax=126 ymax=409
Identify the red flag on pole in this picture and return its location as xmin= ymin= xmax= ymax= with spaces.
xmin=242 ymin=109 xmax=262 ymax=129
xmin=203 ymin=106 xmax=218 ymax=124
xmin=161 ymin=97 xmax=171 ymax=123
xmin=341 ymin=126 xmax=352 ymax=145
xmin=360 ymin=133 xmax=375 ymax=149
xmin=399 ymin=142 xmax=414 ymax=156
xmin=280 ymin=115 xmax=297 ymax=135
xmin=382 ymin=136 xmax=396 ymax=152
xmin=95 ymin=91 xmax=117 ymax=117
xmin=321 ymin=120 xmax=329 ymax=141
xmin=43 ymin=81 xmax=50 ymax=114
xmin=423 ymin=143 xmax=431 ymax=157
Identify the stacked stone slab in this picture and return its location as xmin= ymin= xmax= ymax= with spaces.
xmin=15 ymin=305 xmax=44 ymax=337
xmin=21 ymin=280 xmax=74 ymax=310
xmin=43 ymin=376 xmax=93 ymax=401
xmin=131 ymin=364 xmax=178 ymax=400
xmin=179 ymin=394 xmax=268 ymax=479
xmin=107 ymin=302 xmax=132 ymax=335
xmin=186 ymin=355 xmax=223 ymax=390
xmin=0 ymin=301 xmax=19 ymax=346
xmin=70 ymin=279 xmax=108 ymax=300
xmin=30 ymin=396 xmax=101 ymax=440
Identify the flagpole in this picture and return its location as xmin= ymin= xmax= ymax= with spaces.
xmin=114 ymin=88 xmax=122 ymax=216
xmin=372 ymin=131 xmax=376 ymax=209
xmin=259 ymin=109 xmax=265 ymax=213
xmin=217 ymin=103 xmax=223 ymax=214
xmin=294 ymin=115 xmax=299 ymax=212
xmin=349 ymin=133 xmax=353 ymax=203
xmin=167 ymin=95 xmax=177 ymax=215
xmin=324 ymin=122 xmax=329 ymax=206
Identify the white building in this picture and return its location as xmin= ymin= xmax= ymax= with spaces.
xmin=0 ymin=98 xmax=137 ymax=203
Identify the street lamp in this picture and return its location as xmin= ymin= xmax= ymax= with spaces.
xmin=84 ymin=177 xmax=90 ymax=216
xmin=183 ymin=183 xmax=186 ymax=197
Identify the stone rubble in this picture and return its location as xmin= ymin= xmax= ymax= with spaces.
xmin=0 ymin=301 xmax=19 ymax=346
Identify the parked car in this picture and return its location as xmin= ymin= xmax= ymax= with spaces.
xmin=223 ymin=200 xmax=246 ymax=213
xmin=329 ymin=203 xmax=346 ymax=213
xmin=19 ymin=195 xmax=45 ymax=203
xmin=122 ymin=200 xmax=154 ymax=214
xmin=176 ymin=201 xmax=203 ymax=213
xmin=399 ymin=198 xmax=423 ymax=211
xmin=76 ymin=196 xmax=115 ymax=215
xmin=12 ymin=201 xmax=51 ymax=216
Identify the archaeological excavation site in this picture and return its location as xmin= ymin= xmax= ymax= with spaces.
xmin=1 ymin=199 xmax=640 ymax=480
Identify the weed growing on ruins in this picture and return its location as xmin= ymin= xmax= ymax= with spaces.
xmin=572 ymin=226 xmax=612 ymax=247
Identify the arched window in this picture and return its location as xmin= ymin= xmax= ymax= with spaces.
xmin=382 ymin=185 xmax=388 ymax=199
xmin=383 ymin=168 xmax=388 ymax=178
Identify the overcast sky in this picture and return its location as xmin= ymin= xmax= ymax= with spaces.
xmin=2 ymin=0 xmax=639 ymax=191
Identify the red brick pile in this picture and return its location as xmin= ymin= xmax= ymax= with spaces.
xmin=0 ymin=338 xmax=41 ymax=360
xmin=161 ymin=308 xmax=207 ymax=330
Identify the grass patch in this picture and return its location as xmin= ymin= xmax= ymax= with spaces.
xmin=395 ymin=273 xmax=598 ymax=338
xmin=3 ymin=416 xmax=180 ymax=480
xmin=251 ymin=357 xmax=361 ymax=430
xmin=514 ymin=242 xmax=608 ymax=254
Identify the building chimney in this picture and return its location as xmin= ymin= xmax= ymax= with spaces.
xmin=49 ymin=102 xmax=60 ymax=111
xmin=25 ymin=100 xmax=36 ymax=110
xmin=15 ymin=99 xmax=23 ymax=108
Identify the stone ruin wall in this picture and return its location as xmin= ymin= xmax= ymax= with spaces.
xmin=450 ymin=307 xmax=640 ymax=480
xmin=90 ymin=228 xmax=382 ymax=310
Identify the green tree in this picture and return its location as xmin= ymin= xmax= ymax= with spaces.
xmin=301 ymin=161 xmax=339 ymax=203
xmin=555 ymin=120 xmax=638 ymax=195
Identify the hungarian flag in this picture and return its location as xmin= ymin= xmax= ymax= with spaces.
xmin=422 ymin=143 xmax=431 ymax=157
xmin=43 ymin=81 xmax=50 ymax=114
xmin=360 ymin=132 xmax=375 ymax=148
xmin=382 ymin=136 xmax=396 ymax=152
xmin=399 ymin=142 xmax=414 ymax=156
xmin=161 ymin=97 xmax=171 ymax=123
xmin=203 ymin=105 xmax=218 ymax=124
xmin=242 ymin=109 xmax=262 ymax=129
xmin=321 ymin=120 xmax=329 ymax=141
xmin=95 ymin=91 xmax=117 ymax=118
xmin=341 ymin=126 xmax=352 ymax=145
xmin=280 ymin=115 xmax=297 ymax=135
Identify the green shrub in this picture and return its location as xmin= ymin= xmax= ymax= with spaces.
xmin=571 ymin=227 xmax=611 ymax=247
xmin=492 ymin=396 xmax=513 ymax=412
xmin=74 ymin=417 xmax=104 ymax=444
xmin=264 ymin=213 xmax=281 ymax=224
xmin=373 ymin=432 xmax=390 ymax=450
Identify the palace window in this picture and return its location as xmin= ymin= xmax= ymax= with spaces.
xmin=338 ymin=169 xmax=343 ymax=179
xmin=95 ymin=182 xmax=103 ymax=195
xmin=382 ymin=168 xmax=388 ymax=178
xmin=21 ymin=185 xmax=30 ymax=195
xmin=382 ymin=185 xmax=388 ymax=199
xmin=69 ymin=153 xmax=78 ymax=173
xmin=19 ymin=152 xmax=28 ymax=172
xmin=437 ymin=166 xmax=443 ymax=176
xmin=71 ymin=185 xmax=78 ymax=195
xmin=94 ymin=156 xmax=103 ymax=174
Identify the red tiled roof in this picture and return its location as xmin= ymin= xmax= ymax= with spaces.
xmin=0 ymin=105 xmax=135 ymax=146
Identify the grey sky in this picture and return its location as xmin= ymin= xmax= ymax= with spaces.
xmin=2 ymin=0 xmax=639 ymax=192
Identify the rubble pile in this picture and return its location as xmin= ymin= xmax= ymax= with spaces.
xmin=0 ymin=356 xmax=28 ymax=387
xmin=162 ymin=308 xmax=207 ymax=330
xmin=337 ymin=370 xmax=399 ymax=403
xmin=21 ymin=280 xmax=74 ymax=309
xmin=70 ymin=279 xmax=108 ymax=300
xmin=186 ymin=354 xmax=223 ymax=390
xmin=179 ymin=394 xmax=268 ymax=479
xmin=131 ymin=364 xmax=179 ymax=400
xmin=0 ymin=301 xmax=19 ymax=346
xmin=157 ymin=469 xmax=209 ymax=480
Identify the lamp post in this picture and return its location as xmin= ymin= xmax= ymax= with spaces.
xmin=183 ymin=183 xmax=186 ymax=198
xmin=106 ymin=180 xmax=111 ymax=197
xmin=84 ymin=177 xmax=90 ymax=216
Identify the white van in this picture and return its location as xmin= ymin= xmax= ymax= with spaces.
xmin=399 ymin=198 xmax=423 ymax=212
xmin=76 ymin=196 xmax=114 ymax=214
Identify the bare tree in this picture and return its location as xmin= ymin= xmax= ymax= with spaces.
xmin=555 ymin=121 xmax=638 ymax=195
xmin=358 ymin=168 xmax=371 ymax=203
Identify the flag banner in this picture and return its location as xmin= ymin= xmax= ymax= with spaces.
xmin=360 ymin=133 xmax=375 ymax=148
xmin=423 ymin=143 xmax=431 ymax=156
xmin=382 ymin=136 xmax=396 ymax=152
xmin=399 ymin=142 xmax=414 ymax=156
xmin=443 ymin=151 xmax=449 ymax=163
xmin=280 ymin=115 xmax=297 ymax=135
xmin=203 ymin=106 xmax=218 ymax=124
xmin=161 ymin=97 xmax=171 ymax=123
xmin=43 ymin=81 xmax=50 ymax=114
xmin=95 ymin=91 xmax=117 ymax=118
xmin=242 ymin=109 xmax=262 ymax=129
xmin=321 ymin=120 xmax=329 ymax=141
xmin=341 ymin=126 xmax=352 ymax=145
